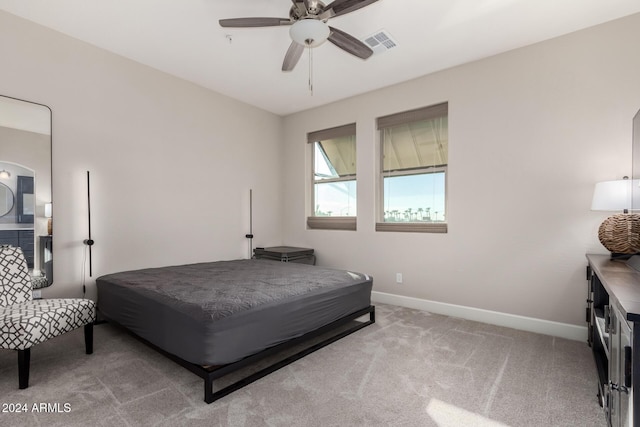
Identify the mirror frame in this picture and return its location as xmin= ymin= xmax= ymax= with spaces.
xmin=0 ymin=181 xmax=15 ymax=217
xmin=0 ymin=95 xmax=53 ymax=287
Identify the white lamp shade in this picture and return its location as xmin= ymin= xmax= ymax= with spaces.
xmin=44 ymin=202 xmax=52 ymax=218
xmin=591 ymin=179 xmax=640 ymax=211
xmin=289 ymin=19 xmax=330 ymax=47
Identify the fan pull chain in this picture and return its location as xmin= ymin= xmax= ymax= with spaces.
xmin=308 ymin=45 xmax=314 ymax=96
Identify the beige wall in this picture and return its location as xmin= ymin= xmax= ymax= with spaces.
xmin=0 ymin=11 xmax=284 ymax=299
xmin=282 ymin=13 xmax=640 ymax=326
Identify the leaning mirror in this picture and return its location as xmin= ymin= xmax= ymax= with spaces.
xmin=0 ymin=95 xmax=53 ymax=288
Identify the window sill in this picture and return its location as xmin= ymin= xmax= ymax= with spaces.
xmin=375 ymin=222 xmax=447 ymax=233
xmin=307 ymin=216 xmax=357 ymax=231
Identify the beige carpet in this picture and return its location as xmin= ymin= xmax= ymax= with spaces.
xmin=0 ymin=304 xmax=605 ymax=426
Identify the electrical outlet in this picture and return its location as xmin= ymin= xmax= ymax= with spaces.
xmin=396 ymin=273 xmax=403 ymax=284
xmin=32 ymin=290 xmax=42 ymax=299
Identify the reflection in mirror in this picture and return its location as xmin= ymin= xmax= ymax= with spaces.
xmin=22 ymin=194 xmax=35 ymax=215
xmin=0 ymin=182 xmax=14 ymax=217
xmin=0 ymin=96 xmax=52 ymax=287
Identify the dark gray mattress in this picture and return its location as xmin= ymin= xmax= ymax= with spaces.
xmin=96 ymin=259 xmax=372 ymax=365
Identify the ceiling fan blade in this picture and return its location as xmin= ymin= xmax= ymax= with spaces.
xmin=290 ymin=0 xmax=308 ymax=17
xmin=219 ymin=17 xmax=291 ymax=28
xmin=282 ymin=41 xmax=304 ymax=71
xmin=320 ymin=0 xmax=379 ymax=19
xmin=328 ymin=26 xmax=373 ymax=59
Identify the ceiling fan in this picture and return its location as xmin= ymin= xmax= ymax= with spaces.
xmin=219 ymin=0 xmax=379 ymax=72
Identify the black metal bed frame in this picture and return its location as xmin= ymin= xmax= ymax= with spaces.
xmin=102 ymin=305 xmax=375 ymax=404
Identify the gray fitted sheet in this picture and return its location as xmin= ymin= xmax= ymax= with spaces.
xmin=96 ymin=259 xmax=372 ymax=365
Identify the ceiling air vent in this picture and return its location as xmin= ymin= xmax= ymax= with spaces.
xmin=363 ymin=30 xmax=397 ymax=55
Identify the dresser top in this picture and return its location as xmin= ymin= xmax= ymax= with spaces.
xmin=587 ymin=254 xmax=640 ymax=322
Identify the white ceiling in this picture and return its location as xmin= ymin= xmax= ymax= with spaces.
xmin=1 ymin=0 xmax=640 ymax=116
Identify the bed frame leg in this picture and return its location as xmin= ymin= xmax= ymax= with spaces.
xmin=204 ymin=375 xmax=214 ymax=404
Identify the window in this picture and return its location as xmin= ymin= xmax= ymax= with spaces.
xmin=377 ymin=103 xmax=448 ymax=233
xmin=307 ymin=123 xmax=357 ymax=230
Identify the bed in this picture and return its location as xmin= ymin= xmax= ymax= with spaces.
xmin=96 ymin=258 xmax=375 ymax=403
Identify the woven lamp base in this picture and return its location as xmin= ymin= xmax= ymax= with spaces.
xmin=598 ymin=213 xmax=640 ymax=255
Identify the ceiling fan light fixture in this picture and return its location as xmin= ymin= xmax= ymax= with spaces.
xmin=290 ymin=19 xmax=330 ymax=47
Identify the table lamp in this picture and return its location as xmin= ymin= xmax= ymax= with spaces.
xmin=45 ymin=202 xmax=52 ymax=235
xmin=591 ymin=177 xmax=640 ymax=258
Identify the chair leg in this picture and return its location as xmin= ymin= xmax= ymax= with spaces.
xmin=84 ymin=323 xmax=94 ymax=354
xmin=18 ymin=348 xmax=30 ymax=389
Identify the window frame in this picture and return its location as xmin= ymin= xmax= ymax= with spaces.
xmin=376 ymin=103 xmax=449 ymax=233
xmin=307 ymin=123 xmax=357 ymax=231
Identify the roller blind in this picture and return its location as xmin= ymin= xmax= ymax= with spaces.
xmin=378 ymin=103 xmax=448 ymax=173
xmin=376 ymin=103 xmax=447 ymax=130
xmin=308 ymin=123 xmax=356 ymax=143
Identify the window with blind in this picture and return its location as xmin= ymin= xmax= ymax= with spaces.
xmin=307 ymin=123 xmax=357 ymax=230
xmin=377 ymin=103 xmax=448 ymax=233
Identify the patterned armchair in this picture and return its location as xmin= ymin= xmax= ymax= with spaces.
xmin=0 ymin=245 xmax=96 ymax=388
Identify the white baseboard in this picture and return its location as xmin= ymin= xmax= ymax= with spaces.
xmin=371 ymin=291 xmax=587 ymax=342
